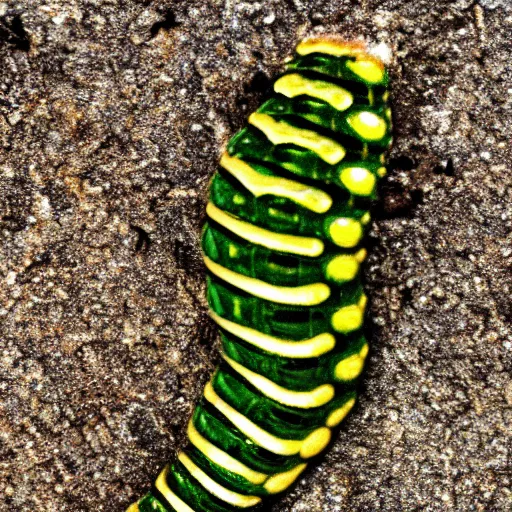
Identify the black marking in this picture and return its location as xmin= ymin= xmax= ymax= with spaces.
xmin=389 ymin=155 xmax=416 ymax=171
xmin=433 ymin=157 xmax=455 ymax=176
xmin=310 ymin=12 xmax=325 ymax=26
xmin=0 ymin=14 xmax=30 ymax=52
xmin=245 ymin=71 xmax=272 ymax=96
xmin=150 ymin=10 xmax=181 ymax=38
xmin=130 ymin=225 xmax=152 ymax=253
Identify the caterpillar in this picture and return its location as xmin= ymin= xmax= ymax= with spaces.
xmin=128 ymin=36 xmax=392 ymax=512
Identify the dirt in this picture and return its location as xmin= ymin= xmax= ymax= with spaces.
xmin=0 ymin=1 xmax=511 ymax=511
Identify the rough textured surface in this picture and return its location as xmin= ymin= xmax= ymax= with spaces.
xmin=0 ymin=1 xmax=511 ymax=511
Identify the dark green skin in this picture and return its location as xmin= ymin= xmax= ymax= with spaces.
xmin=136 ymin=46 xmax=391 ymax=511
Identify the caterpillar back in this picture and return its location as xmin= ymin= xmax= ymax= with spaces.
xmin=129 ymin=36 xmax=392 ymax=512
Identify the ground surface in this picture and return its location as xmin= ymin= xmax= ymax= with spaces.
xmin=1 ymin=1 xmax=511 ymax=511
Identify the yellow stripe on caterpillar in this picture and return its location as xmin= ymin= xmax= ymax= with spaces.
xmin=187 ymin=420 xmax=268 ymax=485
xmin=222 ymin=354 xmax=335 ymax=408
xmin=325 ymin=397 xmax=357 ymax=427
xmin=296 ymin=38 xmax=368 ymax=58
xmin=155 ymin=466 xmax=197 ymax=512
xmin=299 ymin=427 xmax=331 ymax=458
xmin=249 ymin=113 xmax=346 ymax=165
xmin=274 ymin=73 xmax=353 ymax=111
xmin=210 ymin=312 xmax=336 ymax=358
xmin=204 ymin=256 xmax=331 ymax=306
xmin=263 ymin=463 xmax=308 ymax=494
xmin=204 ymin=381 xmax=304 ymax=456
xmin=178 ymin=453 xmax=261 ymax=508
xmin=295 ymin=37 xmax=386 ymax=84
xmin=188 ymin=414 xmax=310 ymax=494
xmin=207 ymin=203 xmax=324 ymax=257
xmin=220 ymin=154 xmax=332 ymax=213
xmin=204 ymin=381 xmax=332 ymax=459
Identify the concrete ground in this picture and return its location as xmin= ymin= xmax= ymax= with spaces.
xmin=0 ymin=0 xmax=511 ymax=510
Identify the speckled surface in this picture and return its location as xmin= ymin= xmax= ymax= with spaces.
xmin=0 ymin=1 xmax=511 ymax=511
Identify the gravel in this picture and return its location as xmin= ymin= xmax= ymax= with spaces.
xmin=0 ymin=1 xmax=511 ymax=511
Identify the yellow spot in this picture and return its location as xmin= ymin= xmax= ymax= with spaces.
xmin=210 ymin=312 xmax=336 ymax=359
xmin=220 ymin=154 xmax=332 ymax=213
xmin=355 ymin=248 xmax=367 ymax=263
xmin=328 ymin=217 xmax=363 ymax=248
xmin=331 ymin=304 xmax=364 ymax=333
xmin=187 ymin=420 xmax=268 ymax=485
xmin=325 ymin=398 xmax=356 ymax=427
xmin=155 ymin=466 xmax=196 ymax=512
xmin=325 ymin=255 xmax=360 ymax=283
xmin=249 ymin=113 xmax=346 ymax=165
xmin=377 ymin=166 xmax=387 ymax=177
xmin=233 ymin=297 xmax=242 ymax=320
xmin=379 ymin=153 xmax=386 ymax=164
xmin=382 ymin=91 xmax=390 ymax=102
xmin=233 ymin=194 xmax=246 ymax=205
xmin=178 ymin=452 xmax=261 ymax=508
xmin=360 ymin=212 xmax=371 ymax=225
xmin=300 ymin=427 xmax=331 ymax=458
xmin=340 ymin=167 xmax=376 ymax=196
xmin=346 ymin=60 xmax=385 ymax=84
xmin=223 ymin=354 xmax=335 ymax=408
xmin=264 ymin=464 xmax=308 ymax=494
xmin=204 ymin=381 xmax=304 ymax=456
xmin=126 ymin=503 xmax=140 ymax=512
xmin=385 ymin=108 xmax=392 ymax=120
xmin=204 ymin=256 xmax=331 ymax=306
xmin=207 ymin=203 xmax=324 ymax=257
xmin=334 ymin=344 xmax=369 ymax=381
xmin=274 ymin=73 xmax=353 ymax=111
xmin=358 ymin=293 xmax=368 ymax=309
xmin=347 ymin=111 xmax=387 ymax=141
xmin=228 ymin=244 xmax=239 ymax=258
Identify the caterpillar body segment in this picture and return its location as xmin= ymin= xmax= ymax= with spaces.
xmin=129 ymin=36 xmax=392 ymax=512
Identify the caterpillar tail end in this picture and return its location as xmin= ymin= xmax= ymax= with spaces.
xmin=127 ymin=493 xmax=169 ymax=512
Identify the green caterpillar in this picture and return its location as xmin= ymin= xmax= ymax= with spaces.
xmin=128 ymin=36 xmax=392 ymax=512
